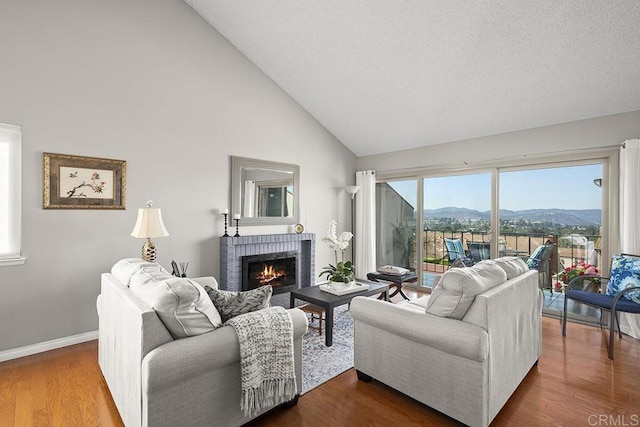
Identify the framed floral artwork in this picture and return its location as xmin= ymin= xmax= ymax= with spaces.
xmin=43 ymin=153 xmax=126 ymax=209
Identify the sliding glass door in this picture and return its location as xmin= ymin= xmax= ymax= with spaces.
xmin=375 ymin=157 xmax=606 ymax=305
xmin=375 ymin=179 xmax=418 ymax=276
xmin=499 ymin=163 xmax=603 ymax=319
xmin=422 ymin=172 xmax=492 ymax=287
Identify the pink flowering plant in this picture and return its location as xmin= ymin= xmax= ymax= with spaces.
xmin=319 ymin=220 xmax=355 ymax=283
xmin=561 ymin=261 xmax=601 ymax=285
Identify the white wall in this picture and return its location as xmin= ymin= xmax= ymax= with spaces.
xmin=0 ymin=0 xmax=356 ymax=352
xmin=357 ymin=110 xmax=640 ymax=172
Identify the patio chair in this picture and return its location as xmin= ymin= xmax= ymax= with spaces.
xmin=467 ymin=241 xmax=491 ymax=263
xmin=562 ymin=253 xmax=640 ymax=360
xmin=444 ymin=238 xmax=474 ymax=268
xmin=525 ymin=243 xmax=555 ymax=292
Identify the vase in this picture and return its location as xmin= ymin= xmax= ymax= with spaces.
xmin=330 ymin=280 xmax=356 ymax=291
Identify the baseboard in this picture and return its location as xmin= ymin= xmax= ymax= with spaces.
xmin=0 ymin=330 xmax=98 ymax=363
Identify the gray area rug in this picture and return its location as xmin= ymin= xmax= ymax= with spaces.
xmin=301 ymin=306 xmax=353 ymax=394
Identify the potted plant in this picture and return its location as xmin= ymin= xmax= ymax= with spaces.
xmin=319 ymin=220 xmax=355 ymax=289
xmin=560 ymin=261 xmax=601 ymax=292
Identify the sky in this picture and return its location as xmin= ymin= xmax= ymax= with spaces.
xmin=388 ymin=163 xmax=603 ymax=211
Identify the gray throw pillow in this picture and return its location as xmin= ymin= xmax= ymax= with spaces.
xmin=204 ymin=285 xmax=272 ymax=323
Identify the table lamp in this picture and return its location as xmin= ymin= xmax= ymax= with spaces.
xmin=130 ymin=200 xmax=169 ymax=262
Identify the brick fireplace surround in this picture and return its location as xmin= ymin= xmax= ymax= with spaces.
xmin=219 ymin=233 xmax=315 ymax=300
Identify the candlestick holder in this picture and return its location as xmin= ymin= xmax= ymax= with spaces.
xmin=234 ymin=218 xmax=240 ymax=237
xmin=222 ymin=213 xmax=229 ymax=237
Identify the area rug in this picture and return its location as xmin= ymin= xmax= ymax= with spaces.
xmin=301 ymin=306 xmax=354 ymax=394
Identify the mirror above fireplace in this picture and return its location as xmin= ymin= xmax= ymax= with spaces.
xmin=230 ymin=156 xmax=300 ymax=225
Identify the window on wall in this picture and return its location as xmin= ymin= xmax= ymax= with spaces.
xmin=0 ymin=123 xmax=24 ymax=266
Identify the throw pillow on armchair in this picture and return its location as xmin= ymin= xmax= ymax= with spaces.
xmin=205 ymin=285 xmax=273 ymax=323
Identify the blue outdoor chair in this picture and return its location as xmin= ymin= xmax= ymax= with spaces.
xmin=525 ymin=243 xmax=555 ymax=292
xmin=444 ymin=238 xmax=474 ymax=268
xmin=562 ymin=253 xmax=640 ymax=359
xmin=468 ymin=241 xmax=491 ymax=264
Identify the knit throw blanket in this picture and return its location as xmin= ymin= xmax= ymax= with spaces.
xmin=225 ymin=306 xmax=297 ymax=418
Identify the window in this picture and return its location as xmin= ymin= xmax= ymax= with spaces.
xmin=376 ymin=179 xmax=418 ymax=273
xmin=376 ymin=151 xmax=613 ymax=326
xmin=0 ymin=123 xmax=24 ymax=266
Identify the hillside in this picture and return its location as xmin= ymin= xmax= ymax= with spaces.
xmin=423 ymin=207 xmax=601 ymax=226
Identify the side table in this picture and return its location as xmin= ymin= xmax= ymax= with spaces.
xmin=366 ymin=271 xmax=417 ymax=301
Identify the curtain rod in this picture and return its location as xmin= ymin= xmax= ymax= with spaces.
xmin=374 ymin=145 xmax=619 ymax=180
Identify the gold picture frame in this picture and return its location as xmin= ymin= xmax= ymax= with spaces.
xmin=43 ymin=152 xmax=126 ymax=209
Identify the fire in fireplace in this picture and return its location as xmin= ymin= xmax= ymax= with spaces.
xmin=242 ymin=251 xmax=297 ymax=295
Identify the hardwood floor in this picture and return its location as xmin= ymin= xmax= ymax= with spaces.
xmin=2 ymin=313 xmax=639 ymax=426
xmin=0 ymin=341 xmax=123 ymax=426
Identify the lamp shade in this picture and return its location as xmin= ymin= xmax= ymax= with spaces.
xmin=130 ymin=208 xmax=169 ymax=238
xmin=345 ymin=185 xmax=361 ymax=199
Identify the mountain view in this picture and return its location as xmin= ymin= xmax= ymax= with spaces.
xmin=423 ymin=207 xmax=601 ymax=226
xmin=423 ymin=207 xmax=601 ymax=236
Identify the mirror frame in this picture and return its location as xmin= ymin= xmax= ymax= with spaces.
xmin=230 ymin=156 xmax=300 ymax=226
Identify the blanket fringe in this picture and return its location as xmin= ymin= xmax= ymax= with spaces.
xmin=226 ymin=306 xmax=297 ymax=419
xmin=242 ymin=378 xmax=298 ymax=418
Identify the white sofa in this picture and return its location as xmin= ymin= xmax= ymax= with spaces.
xmin=97 ymin=259 xmax=307 ymax=427
xmin=350 ymin=258 xmax=543 ymax=427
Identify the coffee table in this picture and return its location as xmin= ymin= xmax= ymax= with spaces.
xmin=290 ymin=281 xmax=389 ymax=347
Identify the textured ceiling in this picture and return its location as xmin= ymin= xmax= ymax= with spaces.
xmin=185 ymin=0 xmax=640 ymax=157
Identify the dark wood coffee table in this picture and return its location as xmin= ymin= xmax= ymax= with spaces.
xmin=290 ymin=281 xmax=389 ymax=347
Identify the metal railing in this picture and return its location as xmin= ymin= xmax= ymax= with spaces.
xmin=422 ymin=229 xmax=600 ymax=270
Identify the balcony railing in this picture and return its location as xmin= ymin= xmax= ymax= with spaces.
xmin=422 ymin=229 xmax=600 ymax=271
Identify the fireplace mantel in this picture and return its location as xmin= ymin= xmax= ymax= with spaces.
xmin=219 ymin=233 xmax=315 ymax=292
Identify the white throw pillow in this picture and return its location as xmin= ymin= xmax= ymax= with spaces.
xmin=491 ymin=256 xmax=529 ymax=279
xmin=130 ymin=270 xmax=223 ymax=339
xmin=425 ymin=262 xmax=507 ymax=319
xmin=111 ymin=258 xmax=169 ymax=286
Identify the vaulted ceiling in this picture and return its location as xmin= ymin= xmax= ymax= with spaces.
xmin=185 ymin=0 xmax=640 ymax=157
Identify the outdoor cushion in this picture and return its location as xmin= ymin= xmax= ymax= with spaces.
xmin=130 ymin=270 xmax=223 ymax=339
xmin=425 ymin=261 xmax=507 ymax=319
xmin=525 ymin=245 xmax=545 ymax=268
xmin=566 ymin=290 xmax=640 ymax=313
xmin=605 ymin=255 xmax=640 ymax=303
xmin=480 ymin=245 xmax=490 ymax=260
xmin=445 ymin=238 xmax=466 ymax=260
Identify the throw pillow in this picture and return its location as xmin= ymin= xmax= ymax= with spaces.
xmin=606 ymin=255 xmax=640 ymax=303
xmin=425 ymin=262 xmax=507 ymax=319
xmin=205 ymin=285 xmax=272 ymax=323
xmin=130 ymin=273 xmax=223 ymax=339
xmin=492 ymin=257 xmax=529 ymax=279
xmin=111 ymin=258 xmax=169 ymax=286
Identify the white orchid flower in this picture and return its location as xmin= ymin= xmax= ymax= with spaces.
xmin=320 ymin=220 xmax=356 ymax=282
xmin=322 ymin=220 xmax=354 ymax=263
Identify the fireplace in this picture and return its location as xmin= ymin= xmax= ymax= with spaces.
xmin=242 ymin=251 xmax=297 ymax=295
xmin=219 ymin=233 xmax=314 ymax=295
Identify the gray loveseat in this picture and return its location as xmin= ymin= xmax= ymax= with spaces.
xmin=97 ymin=259 xmax=307 ymax=427
xmin=351 ymin=258 xmax=542 ymax=427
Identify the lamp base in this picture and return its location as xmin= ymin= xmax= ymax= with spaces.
xmin=141 ymin=238 xmax=157 ymax=262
